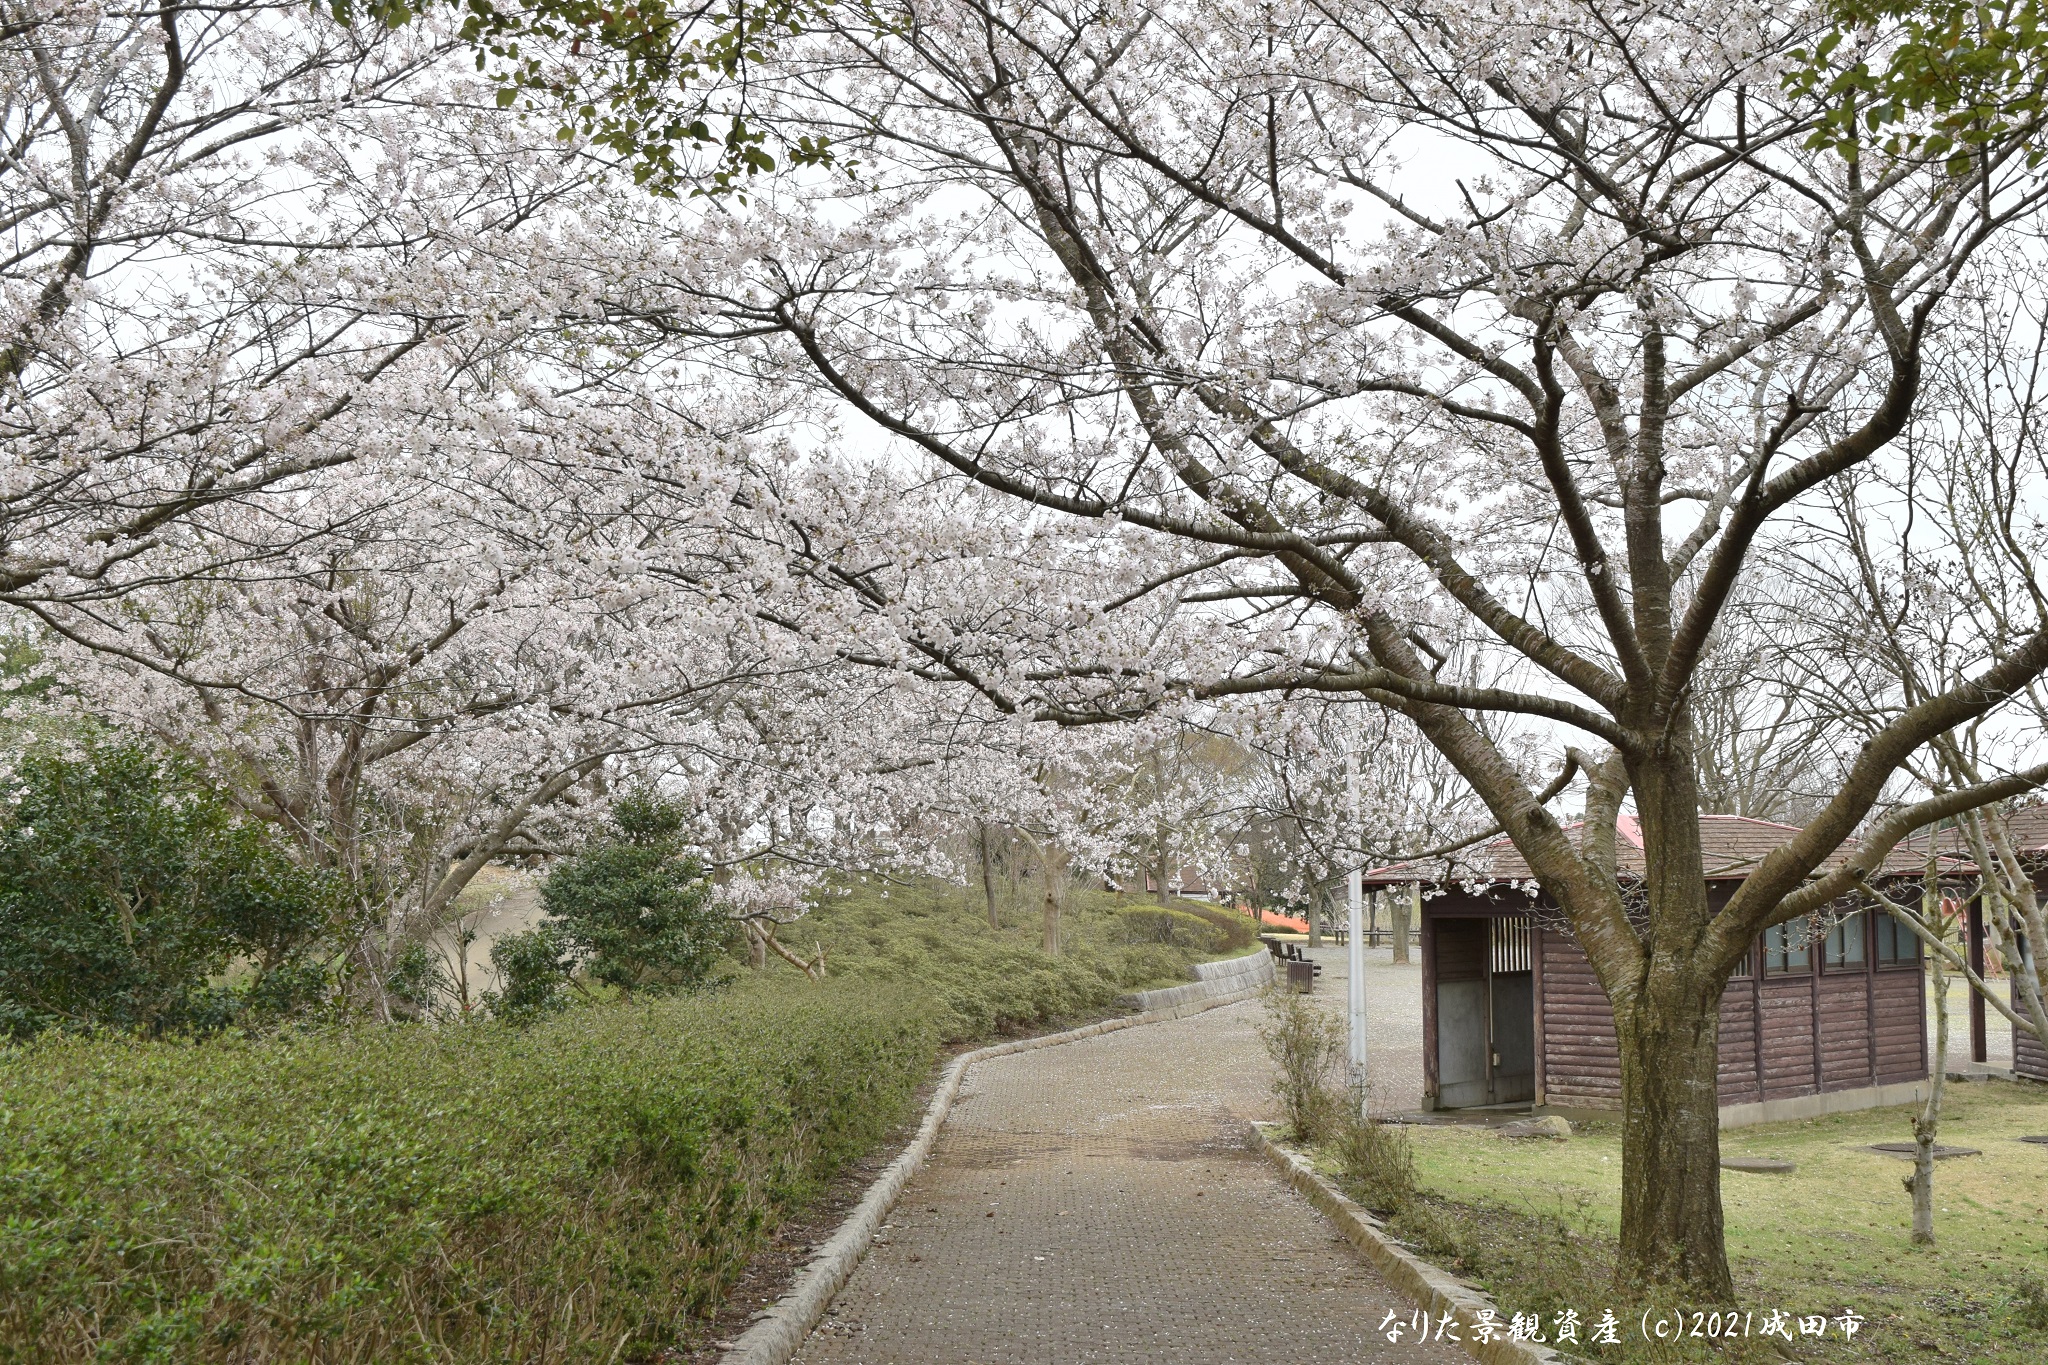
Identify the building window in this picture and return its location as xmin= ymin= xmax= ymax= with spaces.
xmin=1764 ymin=915 xmax=1812 ymax=975
xmin=1823 ymin=913 xmax=1866 ymax=970
xmin=1874 ymin=912 xmax=1921 ymax=968
xmin=1729 ymin=940 xmax=1754 ymax=978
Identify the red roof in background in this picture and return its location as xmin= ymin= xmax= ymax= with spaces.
xmin=1358 ymin=807 xmax=2048 ymax=889
xmin=1889 ymin=804 xmax=2048 ymax=870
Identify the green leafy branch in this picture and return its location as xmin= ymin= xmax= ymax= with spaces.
xmin=330 ymin=0 xmax=835 ymax=194
xmin=1789 ymin=0 xmax=2048 ymax=171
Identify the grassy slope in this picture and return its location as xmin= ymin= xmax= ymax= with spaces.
xmin=1389 ymin=1082 xmax=2048 ymax=1364
xmin=776 ymin=877 xmax=1258 ymax=1040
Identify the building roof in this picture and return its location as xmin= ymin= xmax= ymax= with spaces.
xmin=1889 ymin=804 xmax=2048 ymax=872
xmin=1358 ymin=806 xmax=2048 ymax=890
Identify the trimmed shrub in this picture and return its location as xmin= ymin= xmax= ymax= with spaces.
xmin=537 ymin=793 xmax=729 ymax=1000
xmin=0 ymin=979 xmax=935 ymax=1364
xmin=0 ymin=740 xmax=338 ymax=1039
xmin=1168 ymin=900 xmax=1261 ymax=954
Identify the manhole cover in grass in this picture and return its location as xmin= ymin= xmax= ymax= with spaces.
xmin=1721 ymin=1157 xmax=1796 ymax=1174
xmin=2021 ymin=1135 xmax=2048 ymax=1146
xmin=1863 ymin=1142 xmax=1982 ymax=1160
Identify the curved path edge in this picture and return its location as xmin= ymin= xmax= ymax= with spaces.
xmin=716 ymin=948 xmax=1275 ymax=1365
xmin=1249 ymin=1124 xmax=1566 ymax=1365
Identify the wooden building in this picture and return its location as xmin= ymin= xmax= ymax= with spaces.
xmin=2019 ymin=997 xmax=2047 ymax=1083
xmin=1365 ymin=815 xmax=1935 ymax=1126
xmin=1954 ymin=808 xmax=2048 ymax=1084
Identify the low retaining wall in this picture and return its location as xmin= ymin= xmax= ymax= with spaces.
xmin=718 ymin=948 xmax=1272 ymax=1365
xmin=1125 ymin=946 xmax=1275 ymax=1014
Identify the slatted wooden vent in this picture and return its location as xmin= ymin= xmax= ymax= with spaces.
xmin=1490 ymin=915 xmax=1531 ymax=974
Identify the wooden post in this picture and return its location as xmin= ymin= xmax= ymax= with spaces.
xmin=1968 ymin=898 xmax=1988 ymax=1065
xmin=1420 ymin=911 xmax=1439 ymax=1108
xmin=1395 ymin=882 xmax=1416 ymax=963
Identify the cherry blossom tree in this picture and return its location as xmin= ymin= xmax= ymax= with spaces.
xmin=30 ymin=379 xmax=805 ymax=1010
xmin=1221 ymin=701 xmax=1498 ymax=943
xmin=0 ymin=3 xmax=542 ymax=608
xmin=3 ymin=4 xmax=1294 ymax=1013
xmin=585 ymin=0 xmax=2048 ymax=1292
xmin=1776 ymin=273 xmax=2048 ymax=1064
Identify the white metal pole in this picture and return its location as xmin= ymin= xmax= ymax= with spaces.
xmin=1346 ymin=751 xmax=1368 ymax=1104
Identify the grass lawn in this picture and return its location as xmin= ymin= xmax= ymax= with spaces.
xmin=1385 ymin=1081 xmax=2048 ymax=1363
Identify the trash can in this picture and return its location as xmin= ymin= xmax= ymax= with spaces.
xmin=1285 ymin=960 xmax=1317 ymax=993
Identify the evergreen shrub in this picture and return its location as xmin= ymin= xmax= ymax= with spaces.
xmin=0 ymin=980 xmax=933 ymax=1364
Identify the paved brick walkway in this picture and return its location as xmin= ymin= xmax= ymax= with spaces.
xmin=791 ymin=995 xmax=1462 ymax=1364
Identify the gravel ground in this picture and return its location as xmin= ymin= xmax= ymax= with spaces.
xmin=1295 ymin=944 xmax=1429 ymax=1115
xmin=1933 ymin=975 xmax=2015 ymax=1075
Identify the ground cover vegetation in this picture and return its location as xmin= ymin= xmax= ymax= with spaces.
xmin=1324 ymin=1089 xmax=2048 ymax=1364
xmin=0 ymin=827 xmax=1239 ymax=1362
xmin=792 ymin=875 xmax=1253 ymax=1040
xmin=0 ymin=979 xmax=932 ymax=1365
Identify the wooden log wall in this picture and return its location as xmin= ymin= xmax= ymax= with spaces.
xmin=1534 ymin=928 xmax=1622 ymax=1105
xmin=2017 ymin=989 xmax=2048 ymax=1082
xmin=1533 ymin=914 xmax=1927 ymax=1110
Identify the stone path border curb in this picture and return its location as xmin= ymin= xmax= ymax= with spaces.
xmin=717 ymin=948 xmax=1274 ymax=1365
xmin=1250 ymin=1123 xmax=1567 ymax=1365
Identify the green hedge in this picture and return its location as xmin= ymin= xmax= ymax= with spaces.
xmin=0 ymin=878 xmax=1251 ymax=1363
xmin=0 ymin=980 xmax=935 ymax=1364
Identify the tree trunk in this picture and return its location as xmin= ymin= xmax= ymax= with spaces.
xmin=1613 ymin=972 xmax=1734 ymax=1296
xmin=978 ymin=822 xmax=1001 ymax=930
xmin=1910 ymin=872 xmax=1948 ymax=1244
xmin=1155 ymin=845 xmax=1171 ymax=905
xmin=1609 ymin=750 xmax=1736 ymax=1298
xmin=1394 ymin=883 xmax=1414 ymax=964
xmin=1308 ymin=890 xmax=1323 ymax=948
xmin=746 ymin=919 xmax=767 ymax=970
xmin=1042 ymin=843 xmax=1069 ymax=956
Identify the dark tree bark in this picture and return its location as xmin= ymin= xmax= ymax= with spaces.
xmin=978 ymin=821 xmax=1001 ymax=930
xmin=1614 ymin=968 xmax=1731 ymax=1289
